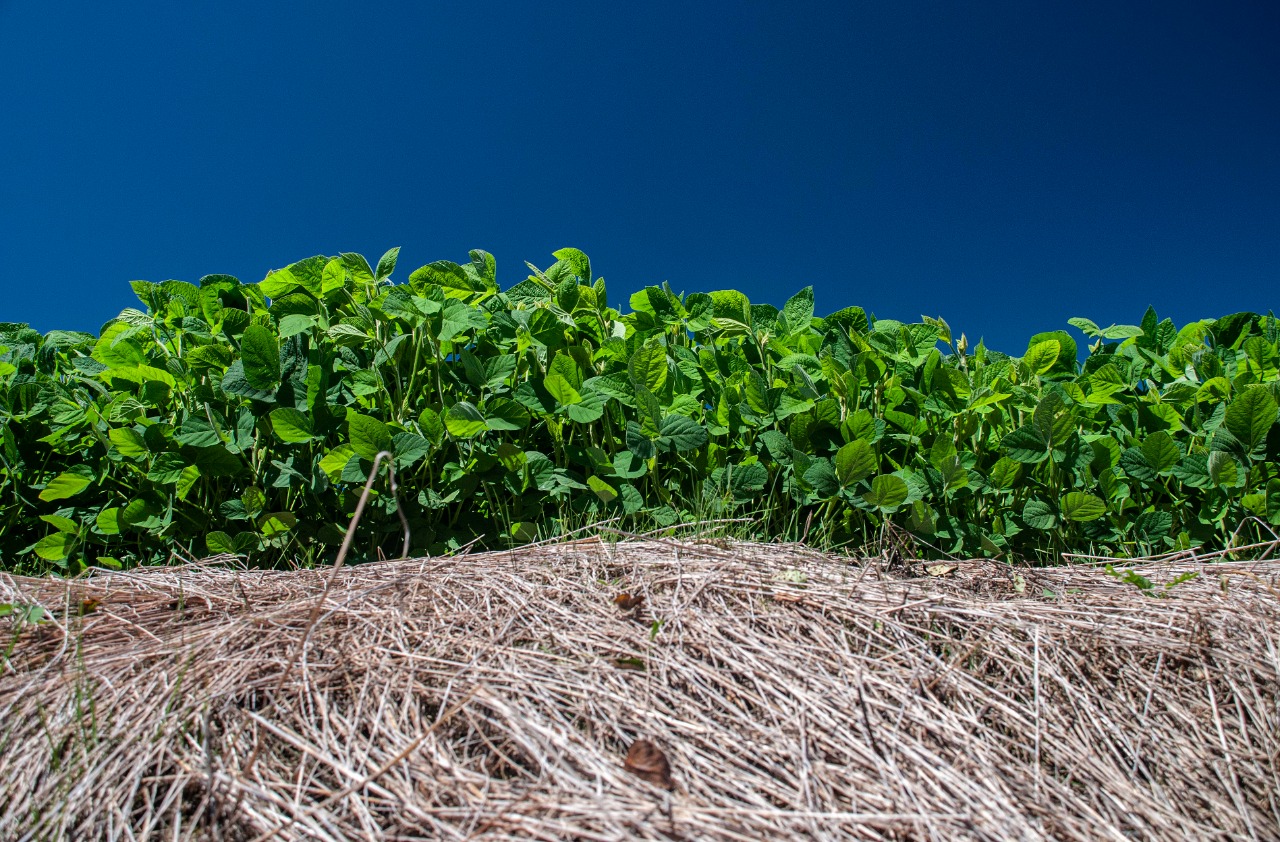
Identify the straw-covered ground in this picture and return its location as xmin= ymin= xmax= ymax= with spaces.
xmin=1 ymin=536 xmax=1278 ymax=841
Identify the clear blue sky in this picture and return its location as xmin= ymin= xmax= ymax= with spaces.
xmin=1 ymin=1 xmax=1276 ymax=352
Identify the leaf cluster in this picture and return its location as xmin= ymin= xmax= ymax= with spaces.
xmin=1 ymin=248 xmax=1278 ymax=572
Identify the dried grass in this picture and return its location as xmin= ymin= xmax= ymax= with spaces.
xmin=1 ymin=537 xmax=1278 ymax=841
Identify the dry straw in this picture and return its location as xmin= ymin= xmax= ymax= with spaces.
xmin=1 ymin=536 xmax=1278 ymax=840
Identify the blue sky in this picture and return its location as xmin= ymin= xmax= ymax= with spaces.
xmin=1 ymin=0 xmax=1276 ymax=352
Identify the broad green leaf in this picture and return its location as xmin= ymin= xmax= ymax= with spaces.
xmin=1022 ymin=499 xmax=1056 ymax=531
xmin=418 ymin=407 xmax=445 ymax=446
xmin=39 ymin=466 xmax=94 ymax=501
xmin=258 ymin=512 xmax=297 ymax=538
xmin=727 ymin=462 xmax=769 ymax=497
xmin=1141 ymin=431 xmax=1181 ymax=474
xmin=239 ymin=324 xmax=281 ymax=391
xmin=552 ymin=247 xmax=591 ymax=284
xmin=1001 ymin=427 xmax=1050 ymax=464
xmin=658 ymin=415 xmax=708 ymax=452
xmin=1225 ymin=386 xmax=1278 ymax=451
xmin=175 ymin=465 xmax=201 ymax=500
xmin=39 ymin=514 xmax=78 ymax=533
xmin=445 ymin=401 xmax=487 ymax=438
xmin=34 ymin=532 xmax=74 ymax=562
xmin=544 ymin=373 xmax=581 ymax=406
xmin=320 ymin=444 xmax=357 ymax=481
xmin=95 ymin=508 xmax=123 ymax=535
xmin=392 ymin=432 xmax=431 ymax=469
xmin=587 ymin=474 xmax=618 ymax=503
xmin=270 ymin=407 xmax=315 ymax=443
xmin=1207 ymin=451 xmax=1240 ymax=487
xmin=565 ymin=389 xmax=607 ymax=424
xmin=1022 ymin=339 xmax=1060 ymax=375
xmin=613 ymin=451 xmax=648 ymax=479
xmin=834 ymin=439 xmax=877 ymax=486
xmin=110 ymin=427 xmax=149 ymax=459
xmin=782 ymin=286 xmax=815 ymax=333
xmin=628 ymin=340 xmax=668 ymax=393
xmin=375 ymin=247 xmax=400 ymax=281
xmin=1134 ymin=510 xmax=1173 ymax=541
xmin=438 ymin=299 xmax=489 ymax=342
xmin=863 ymin=475 xmax=909 ymax=513
xmin=484 ymin=398 xmax=530 ymax=431
xmin=205 ymin=531 xmax=237 ymax=555
xmin=147 ymin=452 xmax=187 ymax=484
xmin=348 ymin=412 xmax=394 ymax=460
xmin=277 ymin=313 xmax=316 ymax=338
xmin=986 ymin=457 xmax=1022 ymax=490
xmin=1061 ymin=492 xmax=1106 ymax=522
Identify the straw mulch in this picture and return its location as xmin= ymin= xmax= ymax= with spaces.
xmin=1 ymin=537 xmax=1278 ymax=841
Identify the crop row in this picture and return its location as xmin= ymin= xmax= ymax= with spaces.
xmin=1 ymin=247 xmax=1277 ymax=572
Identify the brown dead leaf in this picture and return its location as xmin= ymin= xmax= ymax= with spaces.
xmin=613 ymin=593 xmax=644 ymax=611
xmin=623 ymin=738 xmax=674 ymax=790
xmin=926 ymin=564 xmax=958 ymax=577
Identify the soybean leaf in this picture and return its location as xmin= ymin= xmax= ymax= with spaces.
xmin=1061 ymin=492 xmax=1106 ymax=522
xmin=1225 ymin=386 xmax=1278 ymax=452
xmin=863 ymin=475 xmax=909 ymax=513
xmin=348 ymin=412 xmax=393 ymax=460
xmin=445 ymin=401 xmax=487 ymax=438
xmin=834 ymin=439 xmax=877 ymax=486
xmin=240 ymin=324 xmax=281 ymax=391
xmin=39 ymin=465 xmax=94 ymax=502
xmin=270 ymin=407 xmax=315 ymax=443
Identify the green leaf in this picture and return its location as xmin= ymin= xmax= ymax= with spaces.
xmin=39 ymin=514 xmax=78 ymax=533
xmin=277 ymin=313 xmax=316 ymax=338
xmin=1141 ymin=431 xmax=1181 ymax=474
xmin=1134 ymin=510 xmax=1173 ymax=541
xmin=552 ymin=247 xmax=591 ymax=284
xmin=1266 ymin=479 xmax=1280 ymax=526
xmin=34 ymin=532 xmax=74 ymax=562
xmin=347 ymin=412 xmax=394 ymax=460
xmin=205 ymin=531 xmax=237 ymax=555
xmin=544 ymin=373 xmax=581 ymax=406
xmin=320 ymin=444 xmax=357 ymax=481
xmin=613 ymin=451 xmax=648 ymax=479
xmin=628 ymin=340 xmax=668 ymax=394
xmin=39 ymin=465 xmax=94 ymax=501
xmin=1022 ymin=499 xmax=1057 ymax=530
xmin=1225 ymin=386 xmax=1278 ymax=451
xmin=657 ymin=415 xmax=708 ymax=452
xmin=587 ymin=474 xmax=618 ymax=503
xmin=270 ymin=407 xmax=315 ymax=443
xmin=1061 ymin=492 xmax=1106 ymax=522
xmin=834 ymin=439 xmax=877 ymax=486
xmin=175 ymin=415 xmax=223 ymax=448
xmin=986 ymin=457 xmax=1022 ymax=490
xmin=95 ymin=507 xmax=123 ymax=535
xmin=445 ymin=401 xmax=487 ymax=438
xmin=418 ymin=407 xmax=445 ymax=446
xmin=258 ymin=512 xmax=297 ymax=539
xmin=1022 ymin=339 xmax=1060 ymax=375
xmin=863 ymin=475 xmax=909 ymax=513
xmin=147 ymin=452 xmax=188 ymax=485
xmin=239 ymin=324 xmax=282 ymax=391
xmin=392 ymin=432 xmax=431 ymax=469
xmin=438 ymin=299 xmax=489 ymax=342
xmin=375 ymin=247 xmax=400 ymax=281
xmin=1207 ymin=451 xmax=1240 ymax=487
xmin=781 ymin=286 xmax=815 ymax=333
xmin=109 ymin=427 xmax=150 ymax=459
xmin=1001 ymin=427 xmax=1050 ymax=463
xmin=484 ymin=398 xmax=530 ymax=431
